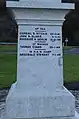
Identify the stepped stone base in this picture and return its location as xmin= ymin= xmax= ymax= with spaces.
xmin=0 ymin=83 xmax=79 ymax=119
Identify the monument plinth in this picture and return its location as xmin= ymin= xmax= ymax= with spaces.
xmin=1 ymin=0 xmax=79 ymax=119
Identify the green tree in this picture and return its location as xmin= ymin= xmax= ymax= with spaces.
xmin=62 ymin=1 xmax=79 ymax=45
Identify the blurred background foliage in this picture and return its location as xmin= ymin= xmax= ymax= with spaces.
xmin=0 ymin=0 xmax=17 ymax=43
xmin=62 ymin=0 xmax=79 ymax=46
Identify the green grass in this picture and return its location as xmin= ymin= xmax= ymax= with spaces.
xmin=64 ymin=54 xmax=79 ymax=83
xmin=63 ymin=46 xmax=79 ymax=50
xmin=63 ymin=46 xmax=73 ymax=50
xmin=0 ymin=54 xmax=17 ymax=88
xmin=0 ymin=44 xmax=17 ymax=51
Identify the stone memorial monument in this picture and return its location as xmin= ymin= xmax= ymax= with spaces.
xmin=1 ymin=0 xmax=79 ymax=119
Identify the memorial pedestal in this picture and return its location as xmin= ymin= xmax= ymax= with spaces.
xmin=1 ymin=1 xmax=79 ymax=119
xmin=5 ymin=85 xmax=75 ymax=118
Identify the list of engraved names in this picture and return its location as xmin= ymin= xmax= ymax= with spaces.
xmin=19 ymin=25 xmax=61 ymax=57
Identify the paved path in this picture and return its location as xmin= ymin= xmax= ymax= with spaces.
xmin=64 ymin=48 xmax=79 ymax=54
xmin=0 ymin=51 xmax=16 ymax=54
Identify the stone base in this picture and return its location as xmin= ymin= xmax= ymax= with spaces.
xmin=1 ymin=111 xmax=79 ymax=119
xmin=0 ymin=83 xmax=78 ymax=119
